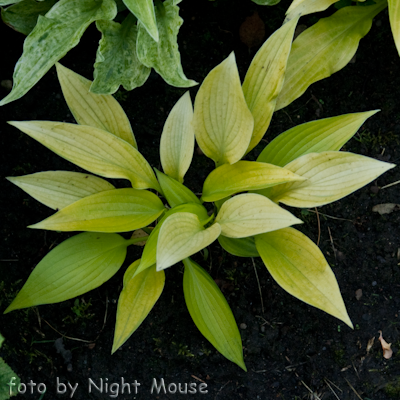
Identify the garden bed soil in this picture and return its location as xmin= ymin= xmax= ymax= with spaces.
xmin=1 ymin=0 xmax=400 ymax=399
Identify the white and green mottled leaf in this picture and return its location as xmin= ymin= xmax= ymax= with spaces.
xmin=155 ymin=169 xmax=201 ymax=208
xmin=1 ymin=0 xmax=57 ymax=36
xmin=285 ymin=0 xmax=339 ymax=22
xmin=257 ymin=110 xmax=379 ymax=167
xmin=9 ymin=121 xmax=161 ymax=191
xmin=218 ymin=236 xmax=259 ymax=257
xmin=269 ymin=151 xmax=395 ymax=207
xmin=157 ymin=213 xmax=221 ymax=271
xmin=56 ymin=63 xmax=137 ymax=148
xmin=29 ymin=188 xmax=165 ymax=232
xmin=242 ymin=16 xmax=298 ymax=152
xmin=113 ymin=260 xmax=164 ymax=352
xmin=7 ymin=171 xmax=115 ymax=210
xmin=388 ymin=0 xmax=400 ymax=56
xmin=136 ymin=203 xmax=209 ymax=276
xmin=183 ymin=257 xmax=246 ymax=371
xmin=136 ymin=0 xmax=197 ymax=88
xmin=275 ymin=1 xmax=387 ymax=110
xmin=122 ymin=0 xmax=158 ymax=41
xmin=0 ymin=0 xmax=117 ymax=106
xmin=193 ymin=53 xmax=254 ymax=166
xmin=91 ymin=14 xmax=151 ymax=95
xmin=215 ymin=193 xmax=302 ymax=238
xmin=202 ymin=161 xmax=305 ymax=203
xmin=255 ymin=228 xmax=352 ymax=327
xmin=160 ymin=91 xmax=194 ymax=182
xmin=5 ymin=232 xmax=128 ymax=312
xmin=251 ymin=0 xmax=280 ymax=5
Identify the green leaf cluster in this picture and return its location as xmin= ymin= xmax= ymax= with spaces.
xmin=4 ymin=19 xmax=395 ymax=371
xmin=0 ymin=0 xmax=196 ymax=106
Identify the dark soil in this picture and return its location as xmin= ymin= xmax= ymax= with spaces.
xmin=1 ymin=1 xmax=400 ymax=399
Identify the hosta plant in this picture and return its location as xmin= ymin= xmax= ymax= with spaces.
xmin=4 ymin=19 xmax=395 ymax=370
xmin=0 ymin=0 xmax=196 ymax=106
xmin=277 ymin=0 xmax=395 ymax=110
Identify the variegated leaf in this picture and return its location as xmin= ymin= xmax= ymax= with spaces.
xmin=285 ymin=0 xmax=339 ymax=22
xmin=389 ymin=0 xmax=400 ymax=56
xmin=91 ymin=14 xmax=151 ymax=95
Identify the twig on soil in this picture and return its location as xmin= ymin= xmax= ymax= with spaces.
xmin=306 ymin=209 xmax=353 ymax=222
xmin=344 ymin=378 xmax=363 ymax=400
xmin=191 ymin=375 xmax=206 ymax=383
xmin=42 ymin=319 xmax=93 ymax=343
xmin=214 ymin=380 xmax=231 ymax=400
xmin=327 ymin=227 xmax=337 ymax=261
xmin=0 ymin=259 xmax=18 ymax=262
xmin=252 ymin=258 xmax=265 ymax=314
xmin=324 ymin=379 xmax=340 ymax=400
xmin=300 ymin=379 xmax=322 ymax=400
xmin=315 ymin=207 xmax=321 ymax=246
xmin=381 ymin=179 xmax=400 ymax=190
xmin=324 ymin=378 xmax=342 ymax=393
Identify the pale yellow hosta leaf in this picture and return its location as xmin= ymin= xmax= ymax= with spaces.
xmin=285 ymin=0 xmax=339 ymax=22
xmin=215 ymin=193 xmax=302 ymax=238
xmin=8 ymin=121 xmax=161 ymax=192
xmin=156 ymin=213 xmax=221 ymax=271
xmin=29 ymin=188 xmax=165 ymax=232
xmin=136 ymin=203 xmax=209 ymax=276
xmin=276 ymin=1 xmax=387 ymax=111
xmin=389 ymin=0 xmax=400 ymax=56
xmin=201 ymin=161 xmax=305 ymax=202
xmin=242 ymin=16 xmax=298 ymax=152
xmin=112 ymin=260 xmax=165 ymax=353
xmin=7 ymin=171 xmax=115 ymax=210
xmin=160 ymin=91 xmax=194 ymax=183
xmin=255 ymin=228 xmax=352 ymax=327
xmin=269 ymin=151 xmax=395 ymax=208
xmin=5 ymin=232 xmax=128 ymax=312
xmin=56 ymin=63 xmax=137 ymax=148
xmin=257 ymin=110 xmax=379 ymax=167
xmin=183 ymin=257 xmax=246 ymax=371
xmin=193 ymin=53 xmax=254 ymax=166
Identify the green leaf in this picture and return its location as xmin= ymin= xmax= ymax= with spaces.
xmin=257 ymin=110 xmax=379 ymax=167
xmin=215 ymin=193 xmax=302 ymax=238
xmin=56 ymin=63 xmax=137 ymax=148
xmin=155 ymin=169 xmax=200 ymax=208
xmin=5 ymin=232 xmax=128 ymax=312
xmin=201 ymin=161 xmax=305 ymax=203
xmin=7 ymin=171 xmax=115 ymax=210
xmin=0 ymin=0 xmax=22 ymax=5
xmin=193 ymin=53 xmax=254 ymax=166
xmin=0 ymin=0 xmax=117 ymax=106
xmin=275 ymin=1 xmax=387 ymax=111
xmin=389 ymin=0 xmax=400 ymax=56
xmin=218 ymin=236 xmax=259 ymax=257
xmin=91 ymin=14 xmax=151 ymax=95
xmin=0 ymin=333 xmax=20 ymax=399
xmin=160 ymin=91 xmax=194 ymax=183
xmin=29 ymin=188 xmax=165 ymax=233
xmin=1 ymin=0 xmax=57 ymax=36
xmin=9 ymin=121 xmax=161 ymax=192
xmin=136 ymin=203 xmax=209 ymax=275
xmin=123 ymin=0 xmax=158 ymax=41
xmin=242 ymin=16 xmax=298 ymax=152
xmin=157 ymin=213 xmax=221 ymax=271
xmin=113 ymin=260 xmax=165 ymax=353
xmin=255 ymin=228 xmax=352 ymax=327
xmin=285 ymin=0 xmax=339 ymax=22
xmin=136 ymin=0 xmax=197 ymax=87
xmin=251 ymin=0 xmax=280 ymax=4
xmin=268 ymin=151 xmax=395 ymax=207
xmin=183 ymin=258 xmax=246 ymax=371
